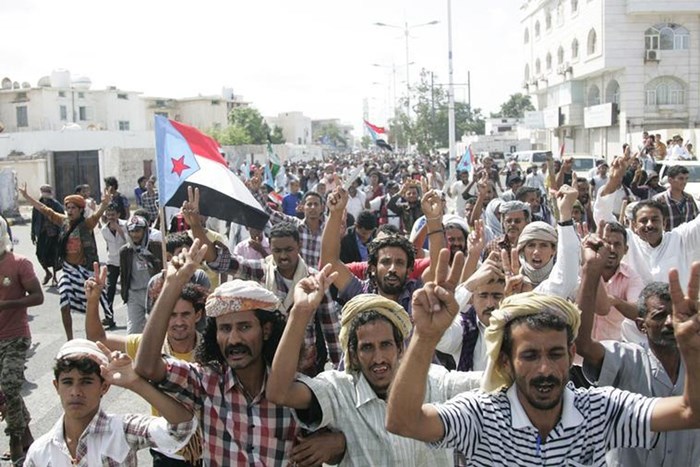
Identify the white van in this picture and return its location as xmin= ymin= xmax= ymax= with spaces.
xmin=512 ymin=150 xmax=553 ymax=167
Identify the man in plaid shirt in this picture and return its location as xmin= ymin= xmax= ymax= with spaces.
xmin=652 ymin=165 xmax=699 ymax=231
xmin=135 ymin=239 xmax=347 ymax=466
xmin=197 ymin=221 xmax=341 ymax=376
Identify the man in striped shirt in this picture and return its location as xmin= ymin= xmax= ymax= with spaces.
xmin=387 ymin=246 xmax=700 ymax=466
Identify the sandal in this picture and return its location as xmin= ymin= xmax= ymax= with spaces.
xmin=42 ymin=272 xmax=52 ymax=286
xmin=0 ymin=451 xmax=10 ymax=461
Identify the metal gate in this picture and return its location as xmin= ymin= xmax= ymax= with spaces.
xmin=53 ymin=150 xmax=100 ymax=201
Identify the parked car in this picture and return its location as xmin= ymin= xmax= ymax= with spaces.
xmin=569 ymin=154 xmax=600 ymax=180
xmin=658 ymin=160 xmax=700 ymax=200
xmin=513 ymin=150 xmax=552 ymax=167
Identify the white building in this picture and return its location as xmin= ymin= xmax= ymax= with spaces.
xmin=266 ymin=111 xmax=312 ymax=145
xmin=521 ymin=0 xmax=700 ymax=157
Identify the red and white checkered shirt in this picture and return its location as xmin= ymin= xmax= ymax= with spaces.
xmin=265 ymin=209 xmax=325 ymax=269
xmin=160 ymin=358 xmax=298 ymax=466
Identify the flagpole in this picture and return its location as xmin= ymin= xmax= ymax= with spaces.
xmin=159 ymin=206 xmax=168 ymax=274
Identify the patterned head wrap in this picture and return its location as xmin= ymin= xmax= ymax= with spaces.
xmin=63 ymin=195 xmax=86 ymax=209
xmin=56 ymin=338 xmax=108 ymax=365
xmin=339 ymin=294 xmax=412 ymax=372
xmin=205 ymin=279 xmax=279 ymax=318
xmin=482 ymin=292 xmax=581 ymax=392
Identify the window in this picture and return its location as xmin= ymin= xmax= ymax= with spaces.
xmin=79 ymin=106 xmax=87 ymax=121
xmin=557 ymin=46 xmax=565 ymax=65
xmin=211 ymin=100 xmax=220 ymax=105
xmin=524 ymin=64 xmax=530 ymax=81
xmin=117 ymin=93 xmax=128 ymax=100
xmin=546 ymin=52 xmax=552 ymax=70
xmin=571 ymin=38 xmax=579 ymax=59
xmin=58 ymin=91 xmax=66 ymax=97
xmin=587 ymin=29 xmax=597 ymax=55
xmin=535 ymin=58 xmax=541 ymax=74
xmin=535 ymin=21 xmax=540 ymax=38
xmin=545 ymin=11 xmax=552 ymax=30
xmin=16 ymin=106 xmax=28 ymax=127
xmin=605 ymin=80 xmax=620 ymax=105
xmin=557 ymin=2 xmax=564 ymax=25
xmin=155 ymin=111 xmax=169 ymax=118
xmin=645 ymin=23 xmax=689 ymax=50
xmin=155 ymin=99 xmax=166 ymax=107
xmin=571 ymin=0 xmax=578 ymax=14
xmin=77 ymin=92 xmax=85 ymax=99
xmin=524 ymin=28 xmax=529 ymax=44
xmin=645 ymin=77 xmax=686 ymax=106
xmin=118 ymin=120 xmax=130 ymax=131
xmin=59 ymin=105 xmax=67 ymax=121
xmin=15 ymin=92 xmax=27 ymax=101
xmin=587 ymin=85 xmax=600 ymax=106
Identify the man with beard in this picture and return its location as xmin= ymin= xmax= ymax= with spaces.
xmin=135 ymin=242 xmax=346 ymax=466
xmin=436 ymin=253 xmax=505 ymax=371
xmin=19 ymin=182 xmax=112 ymax=340
xmin=483 ymin=201 xmax=530 ymax=257
xmin=575 ymin=177 xmax=596 ymax=231
xmin=387 ymin=241 xmax=700 ymax=465
xmin=323 ymin=187 xmax=419 ymax=314
xmin=184 ymin=190 xmax=340 ymax=376
xmin=388 ymin=182 xmax=423 ymax=234
xmin=590 ymin=222 xmax=645 ymax=342
xmin=576 ymin=249 xmax=700 ymax=467
xmin=594 ymin=155 xmax=700 ymax=287
xmin=84 ymin=264 xmax=206 ymax=467
xmin=268 ymin=249 xmax=481 ymax=466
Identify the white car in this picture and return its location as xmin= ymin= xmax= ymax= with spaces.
xmin=569 ymin=154 xmax=600 ymax=180
xmin=658 ymin=160 xmax=700 ymax=201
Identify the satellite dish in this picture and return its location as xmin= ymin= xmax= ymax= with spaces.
xmin=21 ymin=82 xmax=30 ymax=89
xmin=37 ymin=76 xmax=51 ymax=87
xmin=12 ymin=81 xmax=19 ymax=89
xmin=2 ymin=78 xmax=12 ymax=89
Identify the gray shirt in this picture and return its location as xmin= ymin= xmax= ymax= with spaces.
xmin=583 ymin=340 xmax=700 ymax=467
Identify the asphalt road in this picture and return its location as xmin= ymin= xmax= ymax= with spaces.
xmin=2 ymin=221 xmax=151 ymax=465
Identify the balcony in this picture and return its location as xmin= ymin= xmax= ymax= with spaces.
xmin=627 ymin=0 xmax=699 ymax=15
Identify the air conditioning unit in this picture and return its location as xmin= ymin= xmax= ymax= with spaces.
xmin=645 ymin=49 xmax=659 ymax=62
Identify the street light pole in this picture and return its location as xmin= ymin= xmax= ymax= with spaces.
xmin=447 ymin=0 xmax=457 ymax=177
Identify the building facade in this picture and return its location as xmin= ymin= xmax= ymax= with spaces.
xmin=265 ymin=111 xmax=312 ymax=145
xmin=521 ymin=0 xmax=699 ymax=157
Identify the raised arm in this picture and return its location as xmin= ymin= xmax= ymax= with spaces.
xmin=386 ymin=249 xmax=464 ymax=442
xmin=320 ymin=187 xmax=353 ymax=291
xmin=181 ymin=187 xmax=217 ymax=263
xmin=421 ymin=190 xmax=447 ymax=282
xmin=574 ymin=234 xmax=609 ymax=371
xmin=134 ymin=239 xmax=207 ymax=382
xmin=267 ymin=265 xmax=336 ymax=408
xmin=98 ymin=342 xmax=193 ymax=425
xmin=84 ymin=263 xmax=126 ymax=351
xmin=650 ymin=262 xmax=700 ymax=431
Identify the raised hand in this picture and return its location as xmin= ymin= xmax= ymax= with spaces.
xmin=467 ymin=219 xmax=485 ymax=255
xmin=411 ymin=249 xmax=464 ymax=341
xmin=575 ymin=221 xmax=590 ymax=238
xmin=96 ymin=341 xmax=140 ymax=389
xmin=580 ymin=229 xmax=609 ymax=274
xmin=465 ymin=251 xmax=504 ymax=291
xmin=168 ymin=238 xmax=208 ymax=282
xmin=84 ymin=262 xmax=107 ymax=302
xmin=181 ymin=186 xmax=201 ymax=228
xmin=668 ymin=262 xmax=700 ymax=353
xmin=609 ymin=156 xmax=629 ymax=181
xmin=18 ymin=182 xmax=29 ymax=200
xmin=555 ymin=184 xmax=579 ymax=221
xmin=100 ymin=186 xmax=114 ymax=206
xmin=327 ymin=187 xmax=348 ymax=213
xmin=291 ymin=264 xmax=338 ymax=319
xmin=421 ymin=190 xmax=443 ymax=220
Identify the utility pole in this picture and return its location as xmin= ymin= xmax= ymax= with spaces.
xmin=447 ymin=0 xmax=457 ymax=177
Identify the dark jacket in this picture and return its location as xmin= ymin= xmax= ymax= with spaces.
xmin=340 ymin=227 xmax=372 ymax=264
xmin=119 ymin=241 xmax=163 ymax=302
xmin=31 ymin=197 xmax=64 ymax=242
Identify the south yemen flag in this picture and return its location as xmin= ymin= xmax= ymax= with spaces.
xmin=155 ymin=116 xmax=269 ymax=230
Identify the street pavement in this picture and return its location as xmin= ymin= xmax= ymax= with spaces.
xmin=1 ymin=222 xmax=151 ymax=465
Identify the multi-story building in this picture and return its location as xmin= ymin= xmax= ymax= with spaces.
xmin=265 ymin=111 xmax=312 ymax=145
xmin=521 ymin=0 xmax=699 ymax=157
xmin=0 ymin=70 xmax=247 ymax=133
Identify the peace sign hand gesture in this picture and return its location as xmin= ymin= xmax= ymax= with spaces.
xmin=411 ymin=249 xmax=465 ymax=342
xmin=669 ymin=262 xmax=700 ymax=353
xmin=96 ymin=341 xmax=140 ymax=389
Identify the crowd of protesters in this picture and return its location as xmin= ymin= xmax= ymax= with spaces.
xmin=5 ymin=134 xmax=700 ymax=466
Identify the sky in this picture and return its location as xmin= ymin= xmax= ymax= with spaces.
xmin=1 ymin=0 xmax=523 ymax=136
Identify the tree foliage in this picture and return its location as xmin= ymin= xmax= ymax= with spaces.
xmin=313 ymin=122 xmax=348 ymax=148
xmin=491 ymin=93 xmax=535 ymax=118
xmin=388 ymin=69 xmax=485 ymax=153
xmin=207 ymin=106 xmax=285 ymax=145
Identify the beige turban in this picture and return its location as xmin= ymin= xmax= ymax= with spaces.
xmin=205 ymin=279 xmax=279 ymax=318
xmin=482 ymin=292 xmax=581 ymax=392
xmin=56 ymin=338 xmax=109 ymax=365
xmin=516 ymin=221 xmax=558 ymax=252
xmin=339 ymin=294 xmax=412 ymax=372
